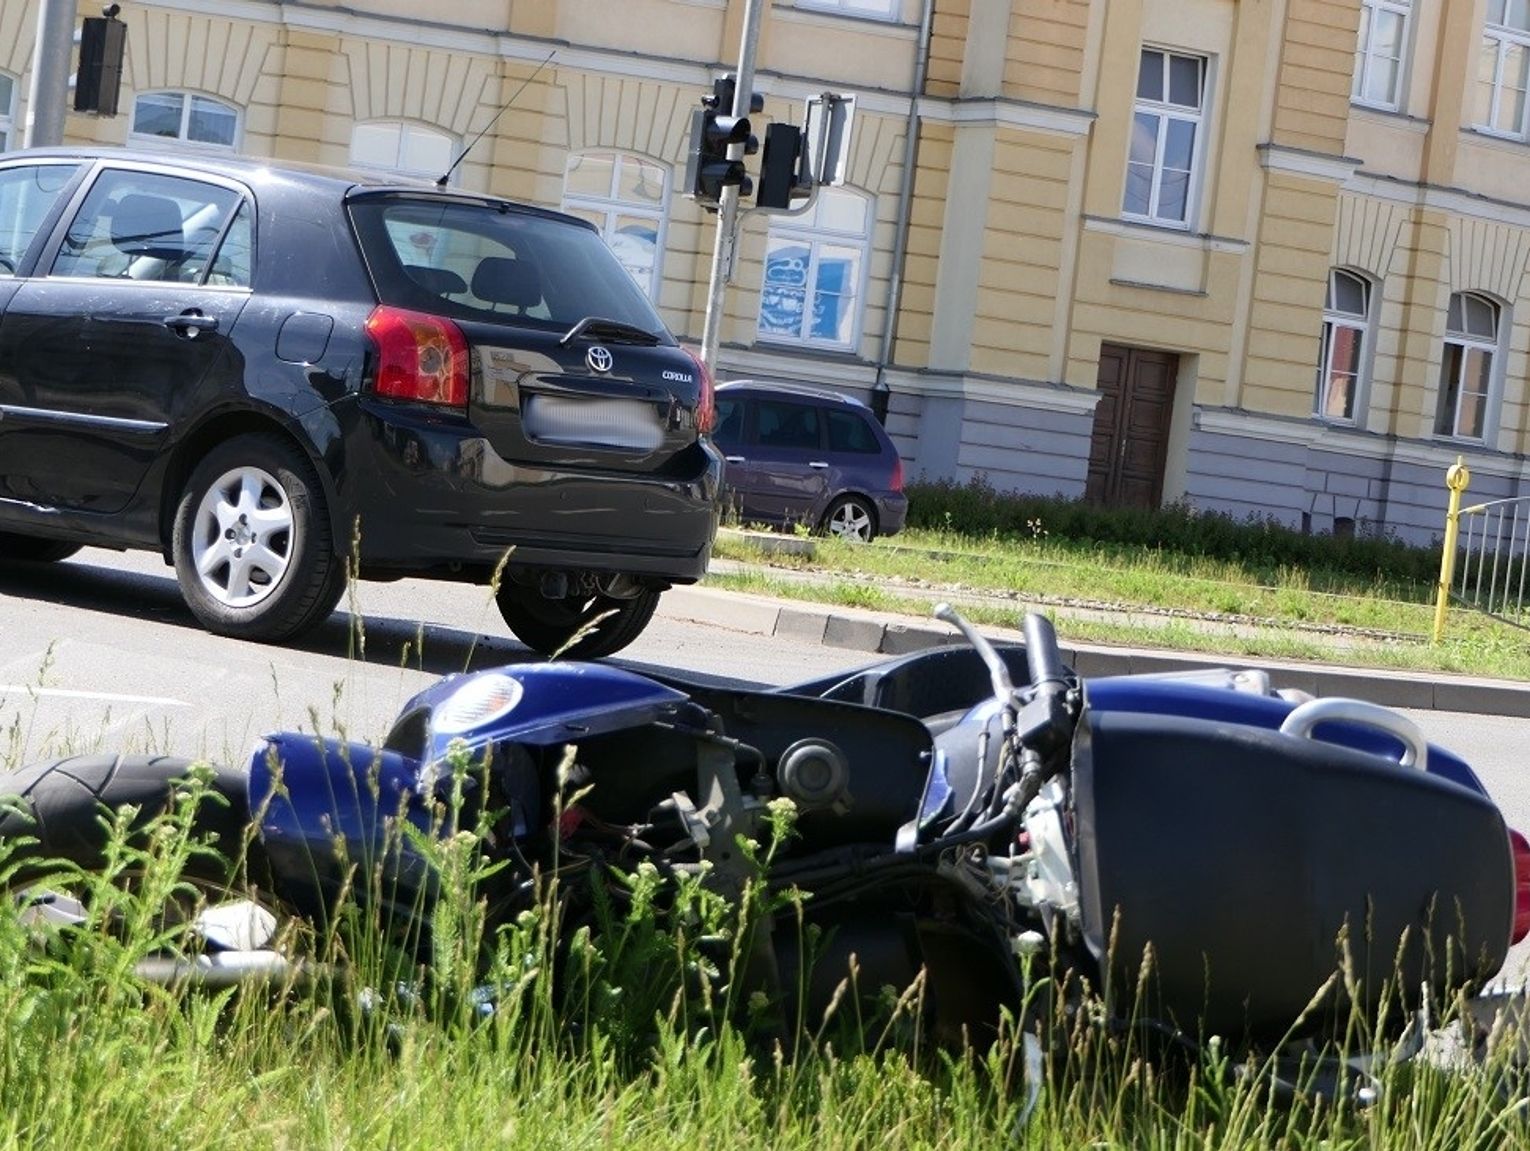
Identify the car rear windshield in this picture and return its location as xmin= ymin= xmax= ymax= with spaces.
xmin=348 ymin=194 xmax=670 ymax=341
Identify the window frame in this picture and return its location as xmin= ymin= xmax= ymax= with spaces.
xmin=756 ymin=186 xmax=873 ymax=353
xmin=1122 ymin=47 xmax=1209 ymax=231
xmin=1352 ymin=0 xmax=1413 ymax=111
xmin=1477 ymin=2 xmax=1530 ymax=138
xmin=127 ymin=90 xmax=242 ymax=152
xmin=1314 ymin=268 xmax=1375 ymax=425
xmin=349 ymin=120 xmax=459 ymax=183
xmin=794 ymin=0 xmax=901 ymax=22
xmin=1434 ymin=291 xmax=1504 ymax=442
xmin=560 ymin=150 xmax=670 ymax=301
xmin=0 ymin=71 xmax=17 ymax=153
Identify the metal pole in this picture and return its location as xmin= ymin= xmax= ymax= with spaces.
xmin=699 ymin=0 xmax=765 ymax=373
xmin=1433 ymin=456 xmax=1471 ymax=644
xmin=24 ymin=0 xmax=75 ymax=148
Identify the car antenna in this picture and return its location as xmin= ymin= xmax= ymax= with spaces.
xmin=436 ymin=49 xmax=558 ymax=188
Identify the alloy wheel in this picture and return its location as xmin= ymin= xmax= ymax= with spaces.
xmin=190 ymin=465 xmax=294 ymax=607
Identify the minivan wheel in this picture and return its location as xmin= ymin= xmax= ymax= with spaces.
xmin=172 ymin=434 xmax=343 ymax=642
xmin=0 ymin=533 xmax=81 ymax=564
xmin=496 ymin=586 xmax=661 ymax=659
xmin=821 ymin=496 xmax=877 ymax=543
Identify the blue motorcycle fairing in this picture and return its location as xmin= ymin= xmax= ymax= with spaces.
xmin=248 ymin=733 xmax=439 ymax=918
xmin=394 ymin=661 xmax=699 ymax=765
xmin=1085 ymin=677 xmax=1486 ymax=794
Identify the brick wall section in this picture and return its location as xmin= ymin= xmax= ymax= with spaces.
xmin=970 ymin=129 xmax=1074 ymax=380
xmin=1270 ymin=0 xmax=1358 ymax=155
xmin=926 ymin=0 xmax=969 ymax=98
xmin=1004 ymin=0 xmax=1090 ymax=107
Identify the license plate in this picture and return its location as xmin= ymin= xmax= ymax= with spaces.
xmin=523 ymin=395 xmax=664 ymax=452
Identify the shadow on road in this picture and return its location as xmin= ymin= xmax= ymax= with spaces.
xmin=0 ymin=556 xmax=763 ymax=690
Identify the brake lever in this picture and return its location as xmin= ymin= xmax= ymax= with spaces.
xmin=933 ymin=602 xmax=1014 ymax=705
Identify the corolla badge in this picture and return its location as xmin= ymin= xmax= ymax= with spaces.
xmin=586 ymin=345 xmax=614 ymax=374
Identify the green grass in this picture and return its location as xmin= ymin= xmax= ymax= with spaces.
xmin=712 ymin=528 xmax=1530 ymax=681
xmin=2 ymin=728 xmax=1529 ymax=1150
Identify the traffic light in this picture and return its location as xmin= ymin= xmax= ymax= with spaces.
xmin=685 ymin=75 xmax=763 ymax=208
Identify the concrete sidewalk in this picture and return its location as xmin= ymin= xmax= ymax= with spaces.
xmin=661 ymin=584 xmax=1530 ymax=719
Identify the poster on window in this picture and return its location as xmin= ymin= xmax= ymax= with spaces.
xmin=760 ymin=241 xmax=856 ymax=343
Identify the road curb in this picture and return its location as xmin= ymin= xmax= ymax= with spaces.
xmin=662 ymin=585 xmax=1530 ymax=717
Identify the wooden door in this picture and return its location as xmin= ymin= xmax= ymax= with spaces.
xmin=1085 ymin=343 xmax=1177 ymax=508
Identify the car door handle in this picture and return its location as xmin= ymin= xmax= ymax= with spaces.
xmin=808 ymin=461 xmax=829 ymax=469
xmin=724 ymin=455 xmax=746 ymax=464
xmin=163 ymin=311 xmax=219 ymax=338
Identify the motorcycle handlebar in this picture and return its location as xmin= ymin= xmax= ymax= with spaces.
xmin=1022 ymin=612 xmax=1068 ymax=692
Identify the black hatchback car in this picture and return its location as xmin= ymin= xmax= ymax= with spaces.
xmin=0 ymin=148 xmax=722 ymax=657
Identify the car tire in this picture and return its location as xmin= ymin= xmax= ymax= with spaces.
xmin=172 ymin=433 xmax=343 ymax=643
xmin=0 ymin=532 xmax=81 ymax=563
xmin=496 ymin=585 xmax=661 ymax=659
xmin=820 ymin=495 xmax=878 ymax=543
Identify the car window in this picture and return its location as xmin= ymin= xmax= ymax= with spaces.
xmin=205 ymin=200 xmax=253 ymax=287
xmin=0 ymin=163 xmax=80 ymax=276
xmin=827 ymin=408 xmax=881 ymax=453
xmin=348 ymin=195 xmax=669 ymax=339
xmin=756 ymin=400 xmax=821 ymax=450
xmin=713 ymin=397 xmax=744 ymax=448
xmin=51 ymin=168 xmax=245 ymax=285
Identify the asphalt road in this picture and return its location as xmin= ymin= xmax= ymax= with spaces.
xmin=4 ymin=546 xmax=1529 ymax=979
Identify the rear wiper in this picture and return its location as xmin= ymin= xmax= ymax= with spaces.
xmin=559 ymin=316 xmax=662 ymax=347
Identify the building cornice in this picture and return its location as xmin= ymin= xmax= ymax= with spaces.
xmin=1257 ymin=143 xmax=1362 ymax=184
xmin=918 ymin=96 xmax=1095 ymax=138
xmin=1343 ymin=170 xmax=1530 ymax=232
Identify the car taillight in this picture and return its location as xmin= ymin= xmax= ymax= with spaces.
xmin=891 ymin=454 xmax=904 ymax=493
xmin=682 ymin=346 xmax=715 ymax=435
xmin=364 ymin=305 xmax=469 ymax=408
xmin=1510 ymin=828 xmax=1530 ymax=943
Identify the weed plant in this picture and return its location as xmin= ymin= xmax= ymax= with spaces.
xmin=2 ymin=733 xmax=1529 ymax=1150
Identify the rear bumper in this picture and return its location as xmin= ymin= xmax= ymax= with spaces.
xmin=877 ymin=492 xmax=909 ymax=536
xmin=337 ymin=401 xmax=723 ymax=583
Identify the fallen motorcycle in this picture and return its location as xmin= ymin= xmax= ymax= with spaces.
xmin=3 ymin=607 xmax=1527 ymax=1085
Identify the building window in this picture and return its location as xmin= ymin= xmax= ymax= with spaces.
xmin=350 ymin=121 xmax=456 ymax=182
xmin=0 ymin=72 xmax=16 ymax=152
xmin=561 ymin=152 xmax=668 ymax=300
xmin=1435 ymin=292 xmax=1500 ymax=440
xmin=757 ymin=187 xmax=870 ymax=351
xmin=1315 ymin=269 xmax=1372 ymax=422
xmin=129 ymin=91 xmax=239 ymax=150
xmin=1353 ymin=0 xmax=1411 ymax=109
xmin=1123 ymin=48 xmax=1206 ymax=228
xmin=796 ymin=0 xmax=899 ymax=20
xmin=1477 ymin=1 xmax=1530 ymax=136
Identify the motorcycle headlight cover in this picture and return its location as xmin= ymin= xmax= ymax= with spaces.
xmin=433 ymin=673 xmax=524 ymax=734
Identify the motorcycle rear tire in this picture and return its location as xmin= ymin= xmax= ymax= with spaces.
xmin=0 ymin=754 xmax=264 ymax=887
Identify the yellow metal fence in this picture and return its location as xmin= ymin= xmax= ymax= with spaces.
xmin=1433 ymin=458 xmax=1530 ymax=641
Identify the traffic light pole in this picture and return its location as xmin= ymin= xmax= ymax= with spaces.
xmin=698 ymin=0 xmax=765 ymax=373
xmin=24 ymin=0 xmax=74 ymax=148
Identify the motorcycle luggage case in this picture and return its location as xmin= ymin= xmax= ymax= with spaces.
xmin=1071 ymin=709 xmax=1514 ymax=1043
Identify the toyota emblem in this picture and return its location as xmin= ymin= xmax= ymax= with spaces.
xmin=586 ymin=345 xmax=614 ymax=374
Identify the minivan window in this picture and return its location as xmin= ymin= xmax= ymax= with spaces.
xmin=0 ymin=163 xmax=79 ymax=276
xmin=757 ymin=401 xmax=821 ymax=450
xmin=713 ymin=397 xmax=744 ymax=447
xmin=349 ymin=196 xmax=670 ymax=340
xmin=51 ymin=168 xmax=244 ymax=284
xmin=827 ymin=408 xmax=880 ymax=453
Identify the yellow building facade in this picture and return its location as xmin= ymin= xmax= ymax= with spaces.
xmin=2 ymin=0 xmax=1527 ymax=543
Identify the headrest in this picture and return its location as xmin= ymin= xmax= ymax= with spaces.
xmin=404 ymin=264 xmax=467 ymax=297
xmin=471 ymin=256 xmax=541 ymax=308
xmin=111 ymin=194 xmax=185 ymax=260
